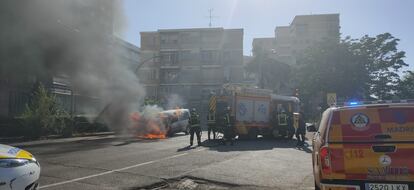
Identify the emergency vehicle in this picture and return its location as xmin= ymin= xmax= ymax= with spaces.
xmin=312 ymin=101 xmax=414 ymax=190
xmin=208 ymin=84 xmax=300 ymax=139
xmin=0 ymin=144 xmax=40 ymax=190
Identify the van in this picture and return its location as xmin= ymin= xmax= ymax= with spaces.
xmin=159 ymin=109 xmax=190 ymax=136
xmin=312 ymin=103 xmax=414 ymax=190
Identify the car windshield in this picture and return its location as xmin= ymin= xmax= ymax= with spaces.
xmin=1 ymin=1 xmax=413 ymax=189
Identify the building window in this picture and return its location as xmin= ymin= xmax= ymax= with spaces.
xmin=160 ymin=33 xmax=178 ymax=45
xmin=222 ymin=50 xmax=240 ymax=65
xmin=151 ymin=69 xmax=158 ymax=80
xmin=202 ymin=68 xmax=223 ymax=83
xmin=180 ymin=67 xmax=201 ymax=83
xmin=161 ymin=52 xmax=178 ymax=65
xmin=143 ymin=69 xmax=158 ymax=80
xmin=180 ymin=51 xmax=192 ymax=61
xmin=201 ymin=50 xmax=218 ymax=64
xmin=295 ymin=24 xmax=308 ymax=36
xmin=180 ymin=32 xmax=198 ymax=44
xmin=162 ymin=70 xmax=178 ymax=83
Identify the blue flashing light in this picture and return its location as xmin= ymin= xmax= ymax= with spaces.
xmin=349 ymin=102 xmax=359 ymax=106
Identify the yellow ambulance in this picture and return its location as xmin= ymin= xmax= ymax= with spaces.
xmin=312 ymin=102 xmax=414 ymax=190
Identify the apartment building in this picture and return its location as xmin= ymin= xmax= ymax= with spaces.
xmin=140 ymin=27 xmax=244 ymax=110
xmin=253 ymin=13 xmax=340 ymax=65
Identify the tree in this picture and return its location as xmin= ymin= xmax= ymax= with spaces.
xmin=246 ymin=48 xmax=292 ymax=93
xmin=395 ymin=71 xmax=414 ymax=99
xmin=21 ymin=83 xmax=69 ymax=139
xmin=350 ymin=33 xmax=407 ymax=99
xmin=295 ymin=39 xmax=369 ymax=119
xmin=295 ymin=33 xmax=408 ymax=120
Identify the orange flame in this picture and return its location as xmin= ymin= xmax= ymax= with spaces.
xmin=138 ymin=133 xmax=166 ymax=139
xmin=130 ymin=112 xmax=166 ymax=139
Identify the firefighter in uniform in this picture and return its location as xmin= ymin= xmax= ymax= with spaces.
xmin=189 ymin=108 xmax=202 ymax=146
xmin=277 ymin=110 xmax=288 ymax=137
xmin=207 ymin=111 xmax=216 ymax=140
xmin=222 ymin=107 xmax=235 ymax=145
xmin=295 ymin=113 xmax=306 ymax=147
xmin=270 ymin=108 xmax=279 ymax=136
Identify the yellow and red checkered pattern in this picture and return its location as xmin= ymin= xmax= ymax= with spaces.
xmin=323 ymin=106 xmax=414 ymax=181
xmin=209 ymin=96 xmax=216 ymax=112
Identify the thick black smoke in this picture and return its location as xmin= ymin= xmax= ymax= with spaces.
xmin=0 ymin=0 xmax=145 ymax=132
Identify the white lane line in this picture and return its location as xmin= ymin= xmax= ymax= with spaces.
xmin=39 ymin=152 xmax=188 ymax=189
xmin=194 ymin=147 xmax=207 ymax=152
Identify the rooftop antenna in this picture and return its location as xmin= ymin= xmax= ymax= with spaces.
xmin=206 ymin=8 xmax=218 ymax=28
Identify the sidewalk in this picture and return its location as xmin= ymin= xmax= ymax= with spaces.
xmin=1 ymin=132 xmax=115 ymax=147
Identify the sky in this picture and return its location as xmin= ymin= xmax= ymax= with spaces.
xmin=120 ymin=0 xmax=414 ymax=71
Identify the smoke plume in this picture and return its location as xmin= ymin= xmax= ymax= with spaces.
xmin=0 ymin=0 xmax=145 ymax=132
xmin=165 ymin=94 xmax=186 ymax=109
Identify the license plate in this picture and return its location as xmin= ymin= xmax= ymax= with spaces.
xmin=366 ymin=183 xmax=409 ymax=190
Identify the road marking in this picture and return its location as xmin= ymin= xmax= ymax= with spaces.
xmin=39 ymin=152 xmax=189 ymax=189
xmin=194 ymin=147 xmax=207 ymax=152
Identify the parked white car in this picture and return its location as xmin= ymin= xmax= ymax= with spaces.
xmin=0 ymin=144 xmax=40 ymax=190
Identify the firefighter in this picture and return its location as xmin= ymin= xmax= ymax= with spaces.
xmin=277 ymin=110 xmax=288 ymax=137
xmin=270 ymin=108 xmax=279 ymax=134
xmin=222 ymin=106 xmax=235 ymax=145
xmin=295 ymin=113 xmax=306 ymax=147
xmin=207 ymin=110 xmax=216 ymax=140
xmin=189 ymin=108 xmax=202 ymax=146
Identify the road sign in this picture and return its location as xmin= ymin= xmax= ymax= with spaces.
xmin=327 ymin=93 xmax=337 ymax=106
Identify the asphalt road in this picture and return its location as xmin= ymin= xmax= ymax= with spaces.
xmin=19 ymin=133 xmax=315 ymax=190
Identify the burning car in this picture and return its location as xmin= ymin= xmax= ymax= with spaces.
xmin=129 ymin=108 xmax=190 ymax=139
xmin=159 ymin=109 xmax=190 ymax=136
xmin=0 ymin=144 xmax=40 ymax=190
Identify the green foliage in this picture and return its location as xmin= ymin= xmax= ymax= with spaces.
xmin=21 ymin=84 xmax=70 ymax=139
xmin=395 ymin=71 xmax=414 ymax=99
xmin=144 ymin=97 xmax=160 ymax=106
xmin=246 ymin=48 xmax=292 ymax=92
xmin=295 ymin=39 xmax=369 ymax=119
xmin=296 ymin=39 xmax=368 ymax=101
xmin=295 ymin=33 xmax=407 ymax=119
xmin=350 ymin=33 xmax=407 ymax=99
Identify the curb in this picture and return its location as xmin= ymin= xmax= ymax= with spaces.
xmin=3 ymin=132 xmax=115 ymax=147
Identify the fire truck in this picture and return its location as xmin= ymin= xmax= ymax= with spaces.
xmin=208 ymin=84 xmax=300 ymax=139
